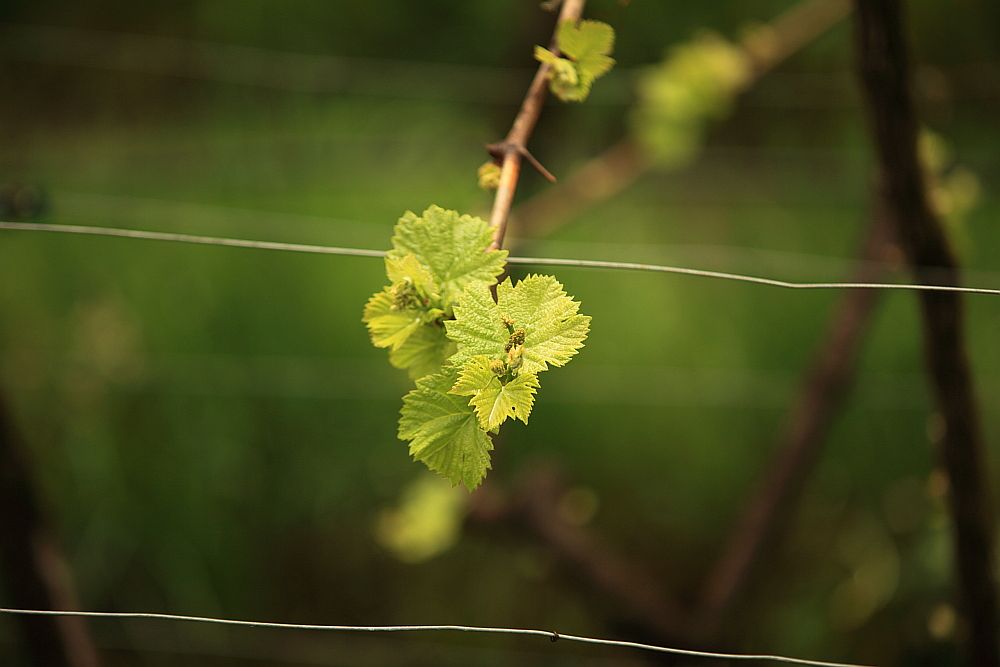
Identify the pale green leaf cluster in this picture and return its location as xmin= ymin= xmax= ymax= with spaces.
xmin=363 ymin=206 xmax=506 ymax=380
xmin=364 ymin=207 xmax=589 ymax=491
xmin=399 ymin=275 xmax=588 ymax=490
xmin=535 ymin=20 xmax=615 ymax=102
xmin=631 ymin=32 xmax=750 ymax=167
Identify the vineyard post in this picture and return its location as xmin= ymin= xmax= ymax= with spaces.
xmin=854 ymin=1 xmax=1000 ymax=665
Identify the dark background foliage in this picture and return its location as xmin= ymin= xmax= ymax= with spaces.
xmin=1 ymin=1 xmax=999 ymax=664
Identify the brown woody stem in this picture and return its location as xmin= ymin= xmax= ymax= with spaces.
xmin=487 ymin=0 xmax=585 ymax=251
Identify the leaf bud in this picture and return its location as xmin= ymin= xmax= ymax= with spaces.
xmin=478 ymin=161 xmax=502 ymax=190
xmin=504 ymin=328 xmax=526 ymax=351
xmin=390 ymin=279 xmax=421 ymax=311
xmin=506 ymin=344 xmax=524 ymax=373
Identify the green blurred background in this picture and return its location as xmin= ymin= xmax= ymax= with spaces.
xmin=1 ymin=0 xmax=999 ymax=665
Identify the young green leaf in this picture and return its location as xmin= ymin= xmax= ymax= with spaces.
xmin=389 ymin=206 xmax=508 ymax=304
xmin=389 ymin=325 xmax=455 ymax=381
xmin=496 ymin=274 xmax=589 ymax=371
xmin=363 ymin=253 xmax=444 ymax=355
xmin=362 ymin=288 xmax=427 ymax=351
xmin=534 ymin=46 xmax=582 ymax=99
xmin=450 ymin=355 xmax=539 ymax=429
xmin=558 ymin=19 xmax=615 ymax=74
xmin=442 ymin=283 xmax=509 ymax=365
xmin=385 ymin=254 xmax=438 ymax=295
xmin=399 ymin=370 xmax=493 ymax=490
xmin=535 ymin=19 xmax=615 ymax=102
xmin=446 ymin=274 xmax=590 ymax=375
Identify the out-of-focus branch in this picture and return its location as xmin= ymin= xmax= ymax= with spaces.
xmin=510 ymin=0 xmax=850 ymax=244
xmin=699 ymin=211 xmax=892 ymax=629
xmin=853 ymin=2 xmax=999 ymax=666
xmin=467 ymin=466 xmax=696 ymax=644
xmin=0 ymin=391 xmax=100 ymax=667
xmin=472 ymin=214 xmax=894 ymax=647
xmin=742 ymin=0 xmax=850 ymax=73
xmin=487 ymin=0 xmax=585 ymax=250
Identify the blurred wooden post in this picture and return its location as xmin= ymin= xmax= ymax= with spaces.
xmin=0 ymin=391 xmax=100 ymax=667
xmin=853 ymin=1 xmax=1000 ymax=665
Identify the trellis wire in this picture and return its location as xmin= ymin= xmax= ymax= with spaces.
xmin=2 ymin=221 xmax=999 ymax=297
xmin=0 ymin=222 xmax=386 ymax=258
xmin=0 ymin=608 xmax=871 ymax=667
xmin=40 ymin=191 xmax=1000 ymax=286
